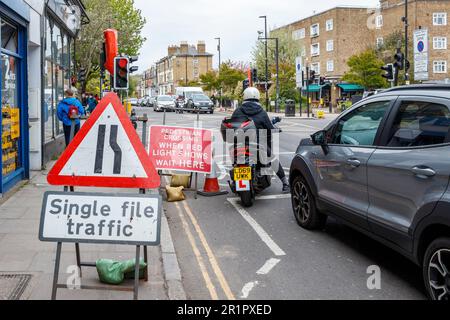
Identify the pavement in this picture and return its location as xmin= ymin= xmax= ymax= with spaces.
xmin=0 ymin=163 xmax=186 ymax=300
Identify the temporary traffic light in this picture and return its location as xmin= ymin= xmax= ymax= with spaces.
xmin=114 ymin=57 xmax=129 ymax=90
xmin=103 ymin=29 xmax=118 ymax=75
xmin=394 ymin=50 xmax=405 ymax=70
xmin=381 ymin=63 xmax=395 ymax=82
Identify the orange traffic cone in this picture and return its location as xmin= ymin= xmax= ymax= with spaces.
xmin=198 ymin=160 xmax=228 ymax=197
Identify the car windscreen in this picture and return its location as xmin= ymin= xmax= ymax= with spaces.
xmin=158 ymin=96 xmax=173 ymax=101
xmin=193 ymin=95 xmax=209 ymax=101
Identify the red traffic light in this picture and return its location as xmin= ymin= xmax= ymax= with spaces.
xmin=118 ymin=58 xmax=128 ymax=69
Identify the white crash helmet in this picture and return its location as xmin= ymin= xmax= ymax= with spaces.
xmin=243 ymin=87 xmax=260 ymax=101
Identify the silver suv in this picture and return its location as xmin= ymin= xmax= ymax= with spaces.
xmin=289 ymin=85 xmax=450 ymax=300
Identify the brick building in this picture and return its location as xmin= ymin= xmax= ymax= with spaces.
xmin=141 ymin=66 xmax=158 ymax=97
xmin=373 ymin=0 xmax=450 ymax=82
xmin=155 ymin=41 xmax=213 ymax=95
xmin=274 ymin=0 xmax=450 ymax=105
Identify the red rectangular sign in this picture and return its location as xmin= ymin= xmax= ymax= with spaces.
xmin=149 ymin=126 xmax=213 ymax=174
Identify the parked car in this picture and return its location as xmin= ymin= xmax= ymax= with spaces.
xmin=154 ymin=95 xmax=176 ymax=112
xmin=289 ymin=84 xmax=450 ymax=300
xmin=128 ymin=98 xmax=139 ymax=106
xmin=186 ymin=94 xmax=214 ymax=114
xmin=148 ymin=96 xmax=156 ymax=108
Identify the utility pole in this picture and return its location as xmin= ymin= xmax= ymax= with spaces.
xmin=403 ymin=0 xmax=410 ymax=83
xmin=259 ymin=15 xmax=269 ymax=112
xmin=215 ymin=37 xmax=222 ymax=109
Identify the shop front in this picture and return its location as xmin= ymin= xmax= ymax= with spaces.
xmin=0 ymin=1 xmax=29 ymax=194
xmin=42 ymin=0 xmax=87 ymax=165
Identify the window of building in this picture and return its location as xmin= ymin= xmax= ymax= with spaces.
xmin=376 ymin=15 xmax=383 ymax=28
xmin=311 ymin=43 xmax=320 ymax=56
xmin=433 ymin=37 xmax=447 ymax=50
xmin=193 ymin=59 xmax=199 ymax=66
xmin=376 ymin=37 xmax=384 ymax=48
xmin=1 ymin=20 xmax=18 ymax=53
xmin=310 ymin=24 xmax=319 ymax=37
xmin=301 ymin=47 xmax=306 ymax=57
xmin=292 ymin=28 xmax=305 ymax=40
xmin=327 ymin=60 xmax=334 ymax=72
xmin=326 ymin=40 xmax=334 ymax=52
xmin=43 ymin=16 xmax=74 ymax=143
xmin=433 ymin=12 xmax=447 ymax=26
xmin=326 ymin=19 xmax=333 ymax=31
xmin=311 ymin=62 xmax=320 ymax=74
xmin=433 ymin=60 xmax=447 ymax=73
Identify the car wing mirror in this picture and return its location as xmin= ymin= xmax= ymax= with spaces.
xmin=311 ymin=130 xmax=329 ymax=155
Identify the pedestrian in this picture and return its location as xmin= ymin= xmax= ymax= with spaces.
xmin=57 ymin=89 xmax=85 ymax=147
xmin=87 ymin=93 xmax=98 ymax=113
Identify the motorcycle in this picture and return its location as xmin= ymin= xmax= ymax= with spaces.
xmin=220 ymin=116 xmax=282 ymax=207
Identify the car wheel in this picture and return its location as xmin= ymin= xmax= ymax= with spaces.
xmin=291 ymin=175 xmax=327 ymax=230
xmin=423 ymin=237 xmax=450 ymax=301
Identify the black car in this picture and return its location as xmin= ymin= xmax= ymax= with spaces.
xmin=289 ymin=84 xmax=450 ymax=300
xmin=186 ymin=94 xmax=214 ymax=114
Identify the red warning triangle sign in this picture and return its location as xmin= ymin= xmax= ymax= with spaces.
xmin=47 ymin=93 xmax=160 ymax=189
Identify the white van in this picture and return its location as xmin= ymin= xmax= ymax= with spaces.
xmin=175 ymin=87 xmax=203 ymax=100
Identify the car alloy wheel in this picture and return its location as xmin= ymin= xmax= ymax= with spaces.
xmin=292 ymin=180 xmax=310 ymax=224
xmin=428 ymin=249 xmax=450 ymax=300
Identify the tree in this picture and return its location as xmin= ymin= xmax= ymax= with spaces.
xmin=199 ymin=71 xmax=219 ymax=92
xmin=252 ymin=27 xmax=304 ymax=101
xmin=342 ymin=49 xmax=388 ymax=90
xmin=76 ymin=0 xmax=146 ymax=92
xmin=217 ymin=61 xmax=246 ymax=100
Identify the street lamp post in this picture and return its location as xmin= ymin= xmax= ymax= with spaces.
xmin=215 ymin=37 xmax=222 ymax=109
xmin=259 ymin=15 xmax=270 ymax=112
xmin=258 ymin=35 xmax=279 ymax=112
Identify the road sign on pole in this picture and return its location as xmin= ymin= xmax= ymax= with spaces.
xmin=295 ymin=57 xmax=303 ymax=89
xmin=414 ymin=28 xmax=429 ymax=81
xmin=47 ymin=93 xmax=161 ymax=188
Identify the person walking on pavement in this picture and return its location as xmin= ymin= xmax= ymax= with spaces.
xmin=87 ymin=93 xmax=98 ymax=113
xmin=57 ymin=89 xmax=85 ymax=147
xmin=232 ymin=87 xmax=290 ymax=193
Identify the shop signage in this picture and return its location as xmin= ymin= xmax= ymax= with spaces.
xmin=39 ymin=192 xmax=161 ymax=246
xmin=149 ymin=125 xmax=213 ymax=174
xmin=47 ymin=93 xmax=160 ymax=188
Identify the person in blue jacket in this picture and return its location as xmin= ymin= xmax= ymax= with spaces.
xmin=87 ymin=93 xmax=98 ymax=113
xmin=57 ymin=89 xmax=85 ymax=147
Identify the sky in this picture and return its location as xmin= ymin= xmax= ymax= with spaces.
xmin=134 ymin=0 xmax=380 ymax=72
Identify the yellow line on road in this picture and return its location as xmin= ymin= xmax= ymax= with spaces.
xmin=182 ymin=201 xmax=236 ymax=300
xmin=174 ymin=201 xmax=219 ymax=300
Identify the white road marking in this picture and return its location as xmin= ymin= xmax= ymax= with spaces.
xmin=227 ymin=198 xmax=286 ymax=257
xmin=257 ymin=194 xmax=292 ymax=201
xmin=257 ymin=258 xmax=281 ymax=275
xmin=240 ymin=281 xmax=259 ymax=299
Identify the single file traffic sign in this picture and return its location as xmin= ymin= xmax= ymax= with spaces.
xmin=47 ymin=93 xmax=160 ymax=188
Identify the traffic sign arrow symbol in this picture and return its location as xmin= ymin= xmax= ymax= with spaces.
xmin=47 ymin=93 xmax=160 ymax=188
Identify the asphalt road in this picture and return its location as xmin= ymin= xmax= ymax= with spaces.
xmin=135 ymin=106 xmax=426 ymax=300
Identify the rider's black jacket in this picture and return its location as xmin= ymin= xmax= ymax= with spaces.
xmin=231 ymin=100 xmax=275 ymax=132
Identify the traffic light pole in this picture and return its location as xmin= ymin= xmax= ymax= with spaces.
xmin=404 ymin=0 xmax=410 ymax=83
xmin=306 ymin=66 xmax=310 ymax=118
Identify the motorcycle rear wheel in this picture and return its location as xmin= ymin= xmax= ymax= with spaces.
xmin=239 ymin=191 xmax=254 ymax=208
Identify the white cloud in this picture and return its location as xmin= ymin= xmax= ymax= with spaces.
xmin=134 ymin=0 xmax=380 ymax=71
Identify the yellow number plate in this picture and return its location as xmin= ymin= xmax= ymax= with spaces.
xmin=234 ymin=167 xmax=252 ymax=181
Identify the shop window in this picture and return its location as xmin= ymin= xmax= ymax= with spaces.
xmin=1 ymin=20 xmax=18 ymax=53
xmin=1 ymin=54 xmax=21 ymax=177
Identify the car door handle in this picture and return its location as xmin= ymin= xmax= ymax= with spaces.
xmin=412 ymin=166 xmax=436 ymax=178
xmin=346 ymin=159 xmax=361 ymax=167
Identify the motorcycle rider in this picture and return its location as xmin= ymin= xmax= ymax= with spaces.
xmin=232 ymin=87 xmax=290 ymax=193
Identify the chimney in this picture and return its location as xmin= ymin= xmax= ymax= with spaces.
xmin=197 ymin=41 xmax=206 ymax=54
xmin=168 ymin=45 xmax=177 ymax=56
xmin=180 ymin=41 xmax=188 ymax=54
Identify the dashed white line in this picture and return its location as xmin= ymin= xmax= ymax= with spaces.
xmin=240 ymin=281 xmax=259 ymax=299
xmin=257 ymin=258 xmax=281 ymax=275
xmin=227 ymin=198 xmax=286 ymax=257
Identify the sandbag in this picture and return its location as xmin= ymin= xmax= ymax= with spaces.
xmin=166 ymin=185 xmax=186 ymax=202
xmin=96 ymin=259 xmax=147 ymax=285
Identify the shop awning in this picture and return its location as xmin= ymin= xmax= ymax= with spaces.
xmin=337 ymin=84 xmax=365 ymax=92
xmin=303 ymin=83 xmax=330 ymax=92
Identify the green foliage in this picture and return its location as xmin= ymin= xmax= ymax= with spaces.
xmin=342 ymin=49 xmax=387 ymax=90
xmin=252 ymin=27 xmax=304 ymax=101
xmin=199 ymin=71 xmax=219 ymax=91
xmin=77 ymin=0 xmax=146 ymax=90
